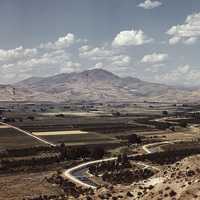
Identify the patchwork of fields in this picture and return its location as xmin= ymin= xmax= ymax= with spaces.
xmin=1 ymin=101 xmax=191 ymax=150
xmin=0 ymin=123 xmax=46 ymax=149
xmin=0 ymin=122 xmax=121 ymax=150
xmin=32 ymin=130 xmax=119 ymax=146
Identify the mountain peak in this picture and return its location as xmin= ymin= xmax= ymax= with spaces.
xmin=81 ymin=68 xmax=119 ymax=81
xmin=12 ymin=68 xmax=200 ymax=103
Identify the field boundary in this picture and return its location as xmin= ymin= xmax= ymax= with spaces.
xmin=0 ymin=122 xmax=56 ymax=147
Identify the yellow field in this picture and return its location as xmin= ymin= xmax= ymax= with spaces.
xmin=0 ymin=125 xmax=9 ymax=128
xmin=41 ymin=111 xmax=111 ymax=117
xmin=32 ymin=130 xmax=88 ymax=136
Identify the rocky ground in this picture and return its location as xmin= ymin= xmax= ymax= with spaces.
xmin=17 ymin=155 xmax=200 ymax=200
xmin=23 ymin=155 xmax=200 ymax=200
xmin=76 ymin=155 xmax=200 ymax=200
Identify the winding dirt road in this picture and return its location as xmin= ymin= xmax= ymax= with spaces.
xmin=63 ymin=141 xmax=168 ymax=189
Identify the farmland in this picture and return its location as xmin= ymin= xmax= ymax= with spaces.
xmin=1 ymin=101 xmax=200 ymax=199
xmin=0 ymin=124 xmax=47 ymax=149
xmin=32 ymin=130 xmax=89 ymax=136
xmin=32 ymin=130 xmax=118 ymax=146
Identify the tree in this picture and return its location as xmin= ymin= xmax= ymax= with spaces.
xmin=180 ymin=121 xmax=188 ymax=128
xmin=27 ymin=116 xmax=35 ymax=120
xmin=90 ymin=147 xmax=105 ymax=159
xmin=59 ymin=143 xmax=66 ymax=160
xmin=128 ymin=134 xmax=142 ymax=144
xmin=162 ymin=110 xmax=168 ymax=116
xmin=112 ymin=112 xmax=121 ymax=117
xmin=121 ymin=153 xmax=129 ymax=164
xmin=55 ymin=114 xmax=65 ymax=118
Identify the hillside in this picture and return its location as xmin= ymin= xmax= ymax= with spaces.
xmin=0 ymin=69 xmax=198 ymax=102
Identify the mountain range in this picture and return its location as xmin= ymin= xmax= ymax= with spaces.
xmin=1 ymin=69 xmax=200 ymax=102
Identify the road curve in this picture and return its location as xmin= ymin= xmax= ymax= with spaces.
xmin=63 ymin=157 xmax=117 ymax=189
xmin=142 ymin=141 xmax=174 ymax=154
xmin=0 ymin=122 xmax=56 ymax=147
xmin=63 ymin=141 xmax=166 ymax=189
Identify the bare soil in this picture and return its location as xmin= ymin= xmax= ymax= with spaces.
xmin=0 ymin=171 xmax=62 ymax=200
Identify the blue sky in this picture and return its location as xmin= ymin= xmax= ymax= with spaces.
xmin=0 ymin=0 xmax=200 ymax=86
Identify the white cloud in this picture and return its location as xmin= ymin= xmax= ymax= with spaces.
xmin=112 ymin=29 xmax=153 ymax=47
xmin=145 ymin=63 xmax=165 ymax=73
xmin=0 ymin=46 xmax=37 ymax=62
xmin=169 ymin=37 xmax=181 ymax=45
xmin=177 ymin=64 xmax=190 ymax=74
xmin=138 ymin=0 xmax=162 ymax=9
xmin=1 ymin=63 xmax=14 ymax=69
xmin=167 ymin=12 xmax=200 ymax=45
xmin=79 ymin=45 xmax=91 ymax=53
xmin=141 ymin=53 xmax=168 ymax=64
xmin=111 ymin=55 xmax=131 ymax=67
xmin=145 ymin=66 xmax=157 ymax=73
xmin=0 ymin=33 xmax=133 ymax=83
xmin=183 ymin=37 xmax=197 ymax=45
xmin=93 ymin=62 xmax=103 ymax=69
xmin=40 ymin=33 xmax=75 ymax=49
xmin=60 ymin=61 xmax=81 ymax=73
xmin=79 ymin=47 xmax=115 ymax=60
xmin=0 ymin=33 xmax=85 ymax=83
xmin=16 ymin=50 xmax=71 ymax=68
xmin=55 ymin=34 xmax=75 ymax=48
xmin=155 ymin=65 xmax=200 ymax=86
xmin=0 ymin=46 xmax=76 ymax=83
xmin=79 ymin=44 xmax=131 ymax=68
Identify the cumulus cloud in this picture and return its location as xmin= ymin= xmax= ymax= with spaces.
xmin=16 ymin=50 xmax=71 ymax=68
xmin=0 ymin=49 xmax=74 ymax=83
xmin=0 ymin=33 xmax=81 ymax=83
xmin=94 ymin=62 xmax=104 ymax=69
xmin=0 ymin=46 xmax=37 ymax=62
xmin=141 ymin=53 xmax=168 ymax=64
xmin=40 ymin=33 xmax=75 ymax=49
xmin=167 ymin=12 xmax=200 ymax=45
xmin=112 ymin=29 xmax=153 ymax=47
xmin=183 ymin=37 xmax=198 ymax=45
xmin=177 ymin=64 xmax=190 ymax=74
xmin=168 ymin=37 xmax=181 ymax=45
xmin=79 ymin=45 xmax=91 ymax=53
xmin=110 ymin=55 xmax=131 ymax=67
xmin=145 ymin=63 xmax=165 ymax=73
xmin=154 ymin=65 xmax=200 ymax=86
xmin=60 ymin=61 xmax=81 ymax=73
xmin=138 ymin=0 xmax=162 ymax=10
xmin=79 ymin=44 xmax=131 ymax=68
xmin=79 ymin=47 xmax=116 ymax=60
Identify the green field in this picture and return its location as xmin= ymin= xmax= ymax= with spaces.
xmin=0 ymin=125 xmax=46 ymax=149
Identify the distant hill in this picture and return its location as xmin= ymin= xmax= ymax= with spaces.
xmin=0 ymin=68 xmax=199 ymax=102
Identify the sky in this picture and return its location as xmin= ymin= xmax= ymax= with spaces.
xmin=0 ymin=0 xmax=200 ymax=87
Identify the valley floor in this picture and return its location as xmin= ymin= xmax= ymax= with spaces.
xmin=1 ymin=101 xmax=200 ymax=199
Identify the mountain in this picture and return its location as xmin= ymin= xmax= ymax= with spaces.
xmin=2 ymin=68 xmax=200 ymax=102
xmin=0 ymin=85 xmax=33 ymax=101
xmin=16 ymin=77 xmax=44 ymax=88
